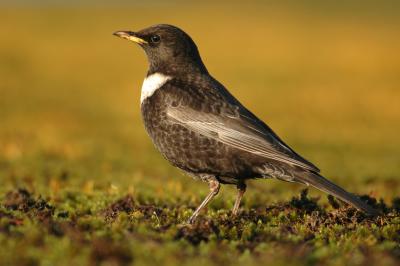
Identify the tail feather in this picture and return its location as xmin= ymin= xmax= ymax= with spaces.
xmin=298 ymin=172 xmax=379 ymax=216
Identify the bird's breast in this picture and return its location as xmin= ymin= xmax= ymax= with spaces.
xmin=140 ymin=72 xmax=172 ymax=104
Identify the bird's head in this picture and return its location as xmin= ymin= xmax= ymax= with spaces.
xmin=114 ymin=24 xmax=207 ymax=75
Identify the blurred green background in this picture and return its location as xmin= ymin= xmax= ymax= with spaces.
xmin=1 ymin=1 xmax=400 ymax=265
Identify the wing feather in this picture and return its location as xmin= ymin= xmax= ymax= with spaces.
xmin=167 ymin=106 xmax=319 ymax=172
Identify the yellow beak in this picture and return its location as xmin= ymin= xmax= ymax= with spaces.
xmin=113 ymin=31 xmax=148 ymax=44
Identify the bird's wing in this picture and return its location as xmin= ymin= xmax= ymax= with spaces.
xmin=166 ymin=98 xmax=320 ymax=172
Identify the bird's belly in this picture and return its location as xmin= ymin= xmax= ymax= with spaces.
xmin=141 ymin=102 xmax=262 ymax=180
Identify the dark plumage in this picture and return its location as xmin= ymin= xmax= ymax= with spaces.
xmin=114 ymin=24 xmax=378 ymax=223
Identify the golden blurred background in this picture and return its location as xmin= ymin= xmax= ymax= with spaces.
xmin=1 ymin=1 xmax=400 ymax=203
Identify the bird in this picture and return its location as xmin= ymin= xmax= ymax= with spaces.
xmin=113 ymin=24 xmax=378 ymax=223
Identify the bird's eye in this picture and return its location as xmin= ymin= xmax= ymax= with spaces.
xmin=150 ymin=35 xmax=161 ymax=43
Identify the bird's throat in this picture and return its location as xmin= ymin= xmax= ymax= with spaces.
xmin=140 ymin=72 xmax=172 ymax=104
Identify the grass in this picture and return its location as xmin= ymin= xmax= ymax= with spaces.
xmin=1 ymin=2 xmax=400 ymax=266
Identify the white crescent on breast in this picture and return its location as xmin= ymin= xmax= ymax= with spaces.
xmin=140 ymin=73 xmax=172 ymax=103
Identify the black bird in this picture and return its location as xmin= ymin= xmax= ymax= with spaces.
xmin=113 ymin=24 xmax=378 ymax=223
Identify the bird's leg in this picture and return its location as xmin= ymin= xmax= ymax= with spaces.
xmin=232 ymin=182 xmax=246 ymax=216
xmin=187 ymin=178 xmax=220 ymax=224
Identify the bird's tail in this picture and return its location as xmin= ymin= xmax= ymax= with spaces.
xmin=298 ymin=171 xmax=379 ymax=216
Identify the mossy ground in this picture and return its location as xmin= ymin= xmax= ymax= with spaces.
xmin=1 ymin=2 xmax=400 ymax=266
xmin=1 ymin=188 xmax=399 ymax=266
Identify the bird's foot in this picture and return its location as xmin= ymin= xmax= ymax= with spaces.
xmin=186 ymin=213 xmax=197 ymax=225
